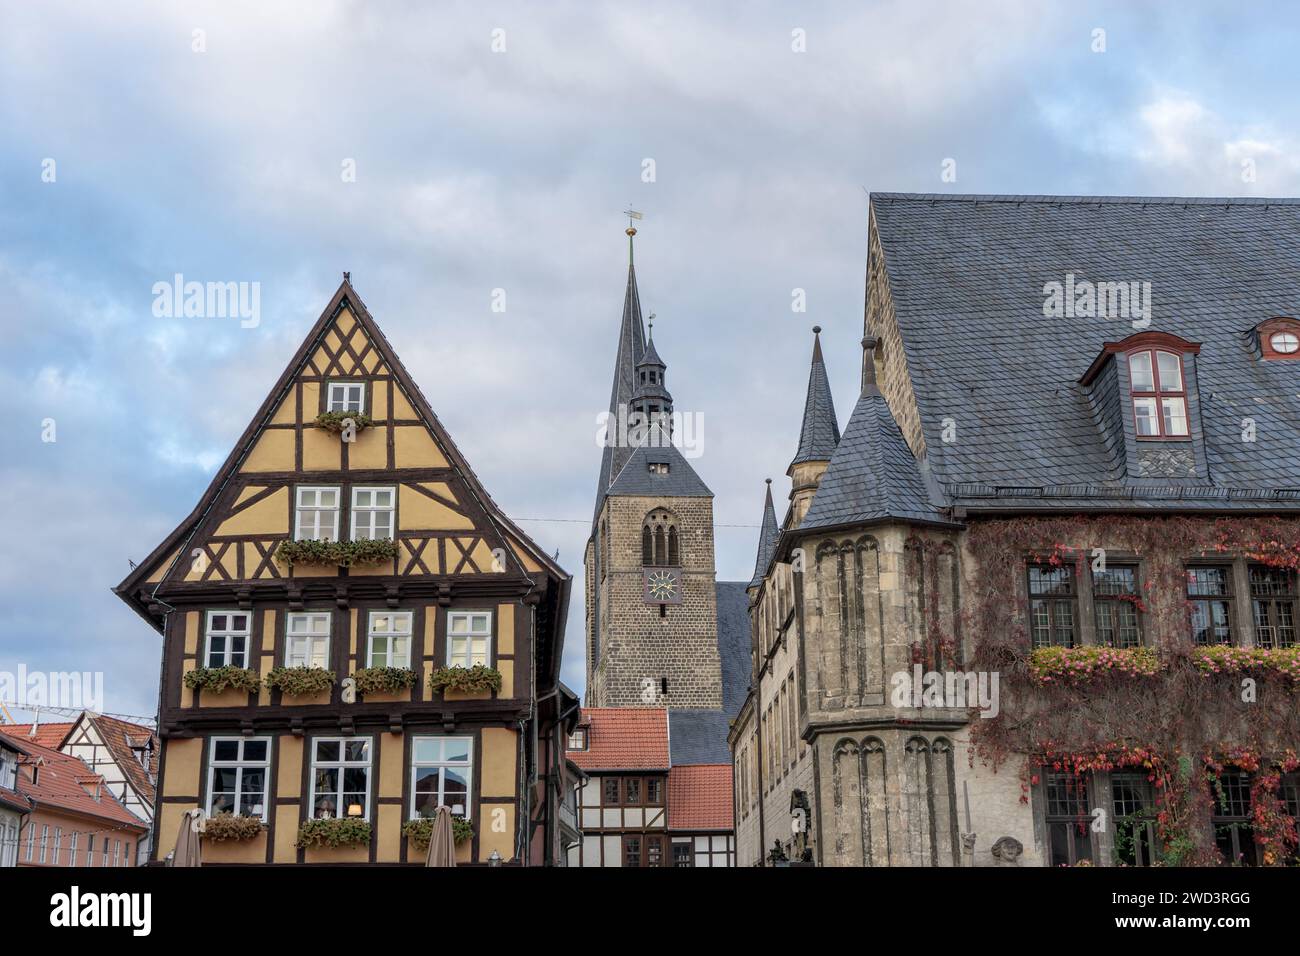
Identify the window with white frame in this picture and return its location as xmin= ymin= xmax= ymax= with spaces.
xmin=286 ymin=612 xmax=331 ymax=668
xmin=101 ymin=838 xmax=109 ymax=867
xmin=351 ymin=487 xmax=395 ymax=541
xmin=39 ymin=824 xmax=48 ymax=864
xmin=83 ymin=835 xmax=93 ymax=866
xmin=367 ymin=611 xmax=412 ymax=668
xmin=0 ymin=748 xmax=15 ymax=789
xmin=310 ymin=738 xmax=372 ymax=820
xmin=52 ymin=827 xmax=61 ymax=866
xmin=295 ymin=486 xmax=340 ymax=541
xmin=68 ymin=831 xmax=78 ymax=867
xmin=204 ymin=611 xmax=251 ymax=668
xmin=410 ymin=736 xmax=473 ymax=819
xmin=207 ymin=737 xmax=270 ymax=820
xmin=447 ymin=611 xmax=492 ymax=667
xmin=327 ymin=382 xmax=366 ymax=413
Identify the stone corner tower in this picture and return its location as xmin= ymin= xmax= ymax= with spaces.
xmin=584 ymin=224 xmax=722 ymax=709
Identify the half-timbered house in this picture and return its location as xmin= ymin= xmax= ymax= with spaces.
xmin=115 ymin=277 xmax=575 ymax=865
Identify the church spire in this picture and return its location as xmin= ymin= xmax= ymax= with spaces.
xmin=593 ymin=218 xmax=650 ymax=523
xmin=789 ymin=326 xmax=841 ymax=470
xmin=748 ymin=479 xmax=780 ymax=589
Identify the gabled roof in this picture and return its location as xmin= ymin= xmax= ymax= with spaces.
xmin=869 ymin=193 xmax=1300 ymax=510
xmin=801 ymin=357 xmax=952 ymax=531
xmin=81 ymin=714 xmax=158 ymax=808
xmin=748 ymin=480 xmax=779 ymax=588
xmin=605 ymin=428 xmax=712 ymax=498
xmin=789 ymin=327 xmax=841 ymax=467
xmin=114 ymin=277 xmax=568 ymax=629
xmin=0 ymin=722 xmax=74 ymax=749
xmin=567 ymin=708 xmax=669 ymax=771
xmin=0 ymin=730 xmax=146 ymax=830
xmin=666 ymin=764 xmax=733 ymax=831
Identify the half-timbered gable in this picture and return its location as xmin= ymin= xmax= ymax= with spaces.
xmin=115 ymin=277 xmax=573 ymax=866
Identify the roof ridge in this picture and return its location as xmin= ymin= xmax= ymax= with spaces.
xmin=870 ymin=191 xmax=1300 ymax=206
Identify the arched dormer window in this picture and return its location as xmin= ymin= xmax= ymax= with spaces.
xmin=1080 ymin=331 xmax=1200 ymax=442
xmin=1127 ymin=348 xmax=1188 ymax=438
xmin=642 ymin=509 xmax=679 ymax=567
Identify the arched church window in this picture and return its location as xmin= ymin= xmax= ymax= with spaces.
xmin=642 ymin=509 xmax=680 ymax=567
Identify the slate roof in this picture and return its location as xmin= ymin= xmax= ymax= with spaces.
xmin=667 ymin=580 xmax=751 ymax=765
xmin=869 ymin=193 xmax=1300 ymax=511
xmin=790 ymin=328 xmax=841 ymax=466
xmin=593 ymin=261 xmax=649 ymax=524
xmin=666 ymin=764 xmax=734 ymax=831
xmin=567 ymin=708 xmax=669 ymax=771
xmin=748 ymin=481 xmax=780 ymax=588
xmin=605 ymin=427 xmax=713 ymax=498
xmin=802 ymin=368 xmax=951 ymax=530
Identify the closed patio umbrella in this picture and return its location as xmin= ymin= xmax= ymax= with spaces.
xmin=171 ymin=809 xmax=203 ymax=867
xmin=424 ymin=806 xmax=457 ymax=867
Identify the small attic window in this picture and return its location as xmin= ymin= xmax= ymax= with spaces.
xmin=1272 ymin=331 xmax=1300 ymax=354
xmin=1128 ymin=349 xmax=1188 ymax=438
xmin=327 ymin=381 xmax=365 ymax=412
xmin=648 ymin=461 xmax=669 ymax=475
xmin=1260 ymin=318 xmax=1300 ymax=360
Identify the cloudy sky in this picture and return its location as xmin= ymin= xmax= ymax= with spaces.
xmin=2 ymin=1 xmax=1297 ymax=720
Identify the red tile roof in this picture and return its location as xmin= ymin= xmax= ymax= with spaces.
xmin=567 ymin=708 xmax=670 ymax=771
xmin=667 ymin=764 xmax=734 ymax=831
xmin=0 ymin=722 xmax=74 ymax=749
xmin=83 ymin=714 xmax=158 ymax=806
xmin=0 ymin=730 xmax=146 ymax=830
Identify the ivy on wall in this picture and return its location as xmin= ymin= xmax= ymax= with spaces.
xmin=957 ymin=515 xmax=1300 ymax=865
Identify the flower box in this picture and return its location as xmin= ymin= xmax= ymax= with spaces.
xmin=264 ymin=666 xmax=337 ymax=697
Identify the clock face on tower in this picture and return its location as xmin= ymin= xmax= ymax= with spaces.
xmin=643 ymin=568 xmax=683 ymax=605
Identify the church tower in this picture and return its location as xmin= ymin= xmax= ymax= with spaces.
xmin=584 ymin=224 xmax=723 ymax=708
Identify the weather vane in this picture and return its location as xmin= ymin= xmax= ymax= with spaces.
xmin=624 ymin=207 xmax=643 ymax=235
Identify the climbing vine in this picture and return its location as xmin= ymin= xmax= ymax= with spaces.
xmin=960 ymin=514 xmax=1300 ymax=865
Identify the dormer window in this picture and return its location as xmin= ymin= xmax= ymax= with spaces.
xmin=1260 ymin=318 xmax=1300 ymax=360
xmin=1127 ymin=348 xmax=1188 ymax=438
xmin=649 ymin=461 xmax=669 ymax=475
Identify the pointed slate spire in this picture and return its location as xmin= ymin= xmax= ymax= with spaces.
xmin=748 ymin=479 xmax=780 ymax=588
xmin=802 ymin=335 xmax=951 ymax=530
xmin=790 ymin=326 xmax=841 ymax=469
xmin=593 ymin=227 xmax=649 ymax=522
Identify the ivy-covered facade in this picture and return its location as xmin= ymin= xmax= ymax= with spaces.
xmin=732 ymin=194 xmax=1300 ymax=867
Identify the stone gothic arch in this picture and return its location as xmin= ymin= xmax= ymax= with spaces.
xmin=814 ymin=536 xmax=883 ymax=704
xmin=830 ymin=735 xmax=889 ymax=866
xmin=900 ymin=735 xmax=962 ymax=867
